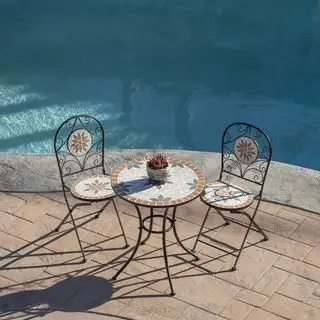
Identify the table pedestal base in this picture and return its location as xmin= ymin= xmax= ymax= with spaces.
xmin=111 ymin=205 xmax=199 ymax=296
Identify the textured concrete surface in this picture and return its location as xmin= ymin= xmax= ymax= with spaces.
xmin=0 ymin=150 xmax=319 ymax=213
xmin=0 ymin=192 xmax=320 ymax=319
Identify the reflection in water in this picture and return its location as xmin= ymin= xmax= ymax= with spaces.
xmin=0 ymin=0 xmax=319 ymax=170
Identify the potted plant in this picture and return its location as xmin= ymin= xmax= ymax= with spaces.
xmin=146 ymin=153 xmax=169 ymax=184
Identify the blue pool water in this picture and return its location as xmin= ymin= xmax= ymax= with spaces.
xmin=0 ymin=0 xmax=320 ymax=170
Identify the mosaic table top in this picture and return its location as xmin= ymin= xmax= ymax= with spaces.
xmin=111 ymin=158 xmax=205 ymax=207
xmin=71 ymin=175 xmax=115 ymax=201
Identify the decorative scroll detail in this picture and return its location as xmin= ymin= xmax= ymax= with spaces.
xmin=54 ymin=115 xmax=105 ymax=177
xmin=221 ymin=123 xmax=272 ymax=186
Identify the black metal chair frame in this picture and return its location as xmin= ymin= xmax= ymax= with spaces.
xmin=192 ymin=122 xmax=272 ymax=270
xmin=54 ymin=115 xmax=128 ymax=262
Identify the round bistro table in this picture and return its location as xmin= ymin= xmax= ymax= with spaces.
xmin=110 ymin=157 xmax=205 ymax=295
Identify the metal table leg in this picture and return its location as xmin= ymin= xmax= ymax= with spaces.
xmin=172 ymin=206 xmax=199 ymax=261
xmin=162 ymin=207 xmax=175 ymax=296
xmin=112 ymin=204 xmax=143 ymax=280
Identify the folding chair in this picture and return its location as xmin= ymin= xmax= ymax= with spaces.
xmin=53 ymin=115 xmax=128 ymax=262
xmin=192 ymin=122 xmax=272 ymax=270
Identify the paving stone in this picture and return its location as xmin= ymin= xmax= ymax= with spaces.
xmin=191 ymin=251 xmax=225 ymax=275
xmin=306 ymin=285 xmax=320 ymax=309
xmin=18 ymin=213 xmax=58 ymax=243
xmin=220 ymin=299 xmax=253 ymax=320
xmin=93 ymin=238 xmax=135 ymax=267
xmin=252 ymin=267 xmax=289 ymax=296
xmin=88 ymin=299 xmax=131 ymax=319
xmin=304 ymin=244 xmax=320 ymax=267
xmin=136 ymin=241 xmax=198 ymax=274
xmin=246 ymin=308 xmax=287 ymax=320
xmin=276 ymin=207 xmax=306 ymax=224
xmin=175 ymin=306 xmax=224 ymax=320
xmin=82 ymin=230 xmax=115 ymax=250
xmin=216 ymin=246 xmax=279 ymax=289
xmin=157 ymin=217 xmax=201 ymax=244
xmin=254 ymin=212 xmax=298 ymax=237
xmin=274 ymin=256 xmax=320 ymax=283
xmin=0 ymin=247 xmax=18 ymax=270
xmin=112 ymin=196 xmax=133 ymax=212
xmin=0 ymin=275 xmax=18 ymax=295
xmin=0 ymin=192 xmax=26 ymax=214
xmin=199 ymin=244 xmax=232 ymax=264
xmin=9 ymin=192 xmax=37 ymax=202
xmin=168 ymin=271 xmax=240 ymax=314
xmin=14 ymin=195 xmax=57 ymax=222
xmin=0 ymin=210 xmax=32 ymax=236
xmin=45 ymin=201 xmax=71 ymax=220
xmin=263 ymin=293 xmax=320 ymax=320
xmin=2 ymin=246 xmax=59 ymax=283
xmin=313 ymin=285 xmax=320 ymax=297
xmin=258 ymin=201 xmax=283 ymax=216
xmin=0 ymin=231 xmax=30 ymax=252
xmin=45 ymin=250 xmax=101 ymax=277
xmin=79 ymin=207 xmax=138 ymax=240
xmin=205 ymin=223 xmax=253 ymax=254
xmin=86 ymin=262 xmax=161 ymax=300
xmin=118 ymin=287 xmax=190 ymax=320
xmin=277 ymin=274 xmax=318 ymax=303
xmin=174 ymin=197 xmax=221 ymax=227
xmin=42 ymin=310 xmax=127 ymax=319
xmin=38 ymin=192 xmax=66 ymax=203
xmin=285 ymin=207 xmax=320 ymax=222
xmin=249 ymin=231 xmax=312 ymax=260
xmin=19 ymin=214 xmax=88 ymax=253
xmin=236 ymin=288 xmax=268 ymax=307
xmin=289 ymin=219 xmax=320 ymax=246
xmin=112 ymin=258 xmax=168 ymax=294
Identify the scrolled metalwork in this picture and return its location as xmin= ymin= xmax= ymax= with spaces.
xmin=220 ymin=122 xmax=272 ymax=188
xmin=54 ymin=115 xmax=105 ymax=179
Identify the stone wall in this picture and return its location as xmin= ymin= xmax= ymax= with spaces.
xmin=0 ymin=150 xmax=319 ymax=213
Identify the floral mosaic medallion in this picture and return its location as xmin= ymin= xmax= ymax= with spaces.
xmin=201 ymin=181 xmax=253 ymax=209
xmin=68 ymin=129 xmax=92 ymax=156
xmin=71 ymin=176 xmax=114 ymax=200
xmin=111 ymin=158 xmax=205 ymax=207
xmin=234 ymin=137 xmax=258 ymax=164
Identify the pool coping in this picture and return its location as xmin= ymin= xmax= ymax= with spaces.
xmin=0 ymin=149 xmax=319 ymax=214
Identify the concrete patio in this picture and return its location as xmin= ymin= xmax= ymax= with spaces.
xmin=0 ymin=191 xmax=320 ymax=320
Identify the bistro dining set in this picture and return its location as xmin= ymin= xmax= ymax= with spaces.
xmin=53 ymin=115 xmax=272 ymax=296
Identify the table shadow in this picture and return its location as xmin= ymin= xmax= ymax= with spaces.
xmin=0 ymin=275 xmax=115 ymax=318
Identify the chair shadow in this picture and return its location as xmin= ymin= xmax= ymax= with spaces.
xmin=0 ymin=207 xmax=129 ymax=272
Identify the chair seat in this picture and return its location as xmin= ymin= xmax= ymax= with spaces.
xmin=201 ymin=181 xmax=253 ymax=210
xmin=71 ymin=175 xmax=115 ymax=201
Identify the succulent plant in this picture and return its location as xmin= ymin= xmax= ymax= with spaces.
xmin=147 ymin=154 xmax=168 ymax=170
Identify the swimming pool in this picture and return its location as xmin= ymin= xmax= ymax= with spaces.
xmin=1 ymin=1 xmax=320 ymax=170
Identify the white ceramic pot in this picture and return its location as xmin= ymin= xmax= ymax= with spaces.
xmin=146 ymin=164 xmax=168 ymax=184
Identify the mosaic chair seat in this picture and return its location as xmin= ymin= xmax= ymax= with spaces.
xmin=53 ymin=115 xmax=128 ymax=262
xmin=192 ymin=122 xmax=272 ymax=271
xmin=201 ymin=181 xmax=254 ymax=210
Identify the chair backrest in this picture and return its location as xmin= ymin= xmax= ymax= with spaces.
xmin=54 ymin=115 xmax=105 ymax=182
xmin=220 ymin=122 xmax=272 ymax=192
